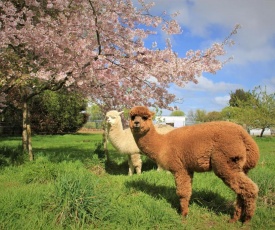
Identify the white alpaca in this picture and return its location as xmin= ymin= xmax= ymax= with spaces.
xmin=106 ymin=110 xmax=173 ymax=175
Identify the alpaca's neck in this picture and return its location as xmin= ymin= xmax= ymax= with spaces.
xmin=134 ymin=125 xmax=166 ymax=162
xmin=107 ymin=122 xmax=127 ymax=148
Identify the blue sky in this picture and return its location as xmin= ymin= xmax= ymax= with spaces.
xmin=142 ymin=0 xmax=275 ymax=115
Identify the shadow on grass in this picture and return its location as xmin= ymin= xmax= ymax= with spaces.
xmin=105 ymin=157 xmax=160 ymax=175
xmin=0 ymin=145 xmax=25 ymax=166
xmin=126 ymin=179 xmax=234 ymax=216
xmin=34 ymin=144 xmax=159 ymax=176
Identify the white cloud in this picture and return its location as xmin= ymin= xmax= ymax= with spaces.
xmin=183 ymin=76 xmax=241 ymax=92
xmin=144 ymin=0 xmax=275 ymax=64
xmin=214 ymin=95 xmax=230 ymax=107
xmin=167 ymin=76 xmax=241 ymax=112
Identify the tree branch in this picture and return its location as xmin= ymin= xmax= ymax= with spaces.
xmin=88 ymin=0 xmax=102 ymax=59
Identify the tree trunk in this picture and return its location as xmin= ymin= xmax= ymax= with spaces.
xmin=102 ymin=123 xmax=109 ymax=161
xmin=260 ymin=127 xmax=265 ymax=137
xmin=22 ymin=101 xmax=28 ymax=152
xmin=27 ymin=119 xmax=33 ymax=161
xmin=22 ymin=100 xmax=34 ymax=161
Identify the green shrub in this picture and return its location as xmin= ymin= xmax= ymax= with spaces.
xmin=30 ymin=90 xmax=88 ymax=134
xmin=2 ymin=89 xmax=88 ymax=135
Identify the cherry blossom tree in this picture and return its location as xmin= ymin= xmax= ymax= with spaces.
xmin=0 ymin=0 xmax=238 ymax=159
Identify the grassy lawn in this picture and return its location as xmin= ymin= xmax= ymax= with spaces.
xmin=0 ymin=134 xmax=274 ymax=229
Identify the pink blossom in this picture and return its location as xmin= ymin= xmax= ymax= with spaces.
xmin=0 ymin=0 xmax=238 ymax=111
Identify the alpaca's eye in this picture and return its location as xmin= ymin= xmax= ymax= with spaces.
xmin=131 ymin=115 xmax=136 ymax=120
xmin=142 ymin=116 xmax=148 ymax=121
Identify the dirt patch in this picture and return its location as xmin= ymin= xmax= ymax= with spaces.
xmin=77 ymin=128 xmax=104 ymax=134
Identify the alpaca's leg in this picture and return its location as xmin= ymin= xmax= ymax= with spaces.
xmin=241 ymin=183 xmax=258 ymax=223
xmin=157 ymin=164 xmax=163 ymax=171
xmin=212 ymin=158 xmax=258 ymax=223
xmin=129 ymin=153 xmax=142 ymax=175
xmin=228 ymin=174 xmax=258 ymax=223
xmin=229 ymin=194 xmax=244 ymax=223
xmin=173 ymin=170 xmax=193 ymax=218
xmin=127 ymin=155 xmax=134 ymax=176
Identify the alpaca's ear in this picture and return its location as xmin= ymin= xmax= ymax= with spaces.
xmin=118 ymin=111 xmax=124 ymax=115
xmin=150 ymin=111 xmax=155 ymax=117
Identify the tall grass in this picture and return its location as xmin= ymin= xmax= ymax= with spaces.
xmin=0 ymin=134 xmax=274 ymax=229
xmin=0 ymin=144 xmax=25 ymax=166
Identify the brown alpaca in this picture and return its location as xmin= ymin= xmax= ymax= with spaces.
xmin=129 ymin=106 xmax=260 ymax=223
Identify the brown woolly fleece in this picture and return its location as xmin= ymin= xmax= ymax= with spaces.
xmin=129 ymin=106 xmax=260 ymax=223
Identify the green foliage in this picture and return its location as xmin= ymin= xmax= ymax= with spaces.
xmin=0 ymin=134 xmax=275 ymax=229
xmin=220 ymin=106 xmax=241 ymax=122
xmin=83 ymin=121 xmax=104 ymax=129
xmin=188 ymin=109 xmax=223 ymax=123
xmin=187 ymin=109 xmax=208 ymax=123
xmin=86 ymin=103 xmax=104 ymax=121
xmin=152 ymin=106 xmax=163 ymax=117
xmin=2 ymin=89 xmax=88 ymax=135
xmin=170 ymin=110 xmax=185 ymax=116
xmin=229 ymin=88 xmax=252 ymax=107
xmin=227 ymin=86 xmax=275 ymax=136
xmin=205 ymin=111 xmax=222 ymax=121
xmin=30 ymin=90 xmax=88 ymax=134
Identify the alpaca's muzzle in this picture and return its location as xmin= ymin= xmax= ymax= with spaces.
xmin=134 ymin=121 xmax=140 ymax=127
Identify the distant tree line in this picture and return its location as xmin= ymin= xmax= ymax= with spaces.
xmin=187 ymin=87 xmax=275 ymax=137
xmin=1 ymin=86 xmax=274 ymax=138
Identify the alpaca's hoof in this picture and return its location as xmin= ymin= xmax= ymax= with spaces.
xmin=181 ymin=215 xmax=188 ymax=223
xmin=241 ymin=216 xmax=252 ymax=224
xmin=228 ymin=218 xmax=238 ymax=223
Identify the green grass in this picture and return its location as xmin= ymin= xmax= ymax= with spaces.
xmin=0 ymin=134 xmax=274 ymax=229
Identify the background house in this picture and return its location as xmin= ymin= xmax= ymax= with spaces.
xmin=155 ymin=116 xmax=185 ymax=128
xmin=249 ymin=128 xmax=271 ymax=136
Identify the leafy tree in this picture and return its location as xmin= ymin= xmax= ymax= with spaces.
xmin=86 ymin=104 xmax=104 ymax=121
xmin=1 ymin=76 xmax=66 ymax=160
xmin=186 ymin=110 xmax=196 ymax=124
xmin=0 ymin=0 xmax=238 ymax=159
xmin=187 ymin=109 xmax=208 ymax=124
xmin=2 ymin=90 xmax=88 ymax=135
xmin=220 ymin=106 xmax=241 ymax=122
xmin=229 ymin=89 xmax=252 ymax=107
xmin=187 ymin=109 xmax=222 ymax=124
xmin=170 ymin=110 xmax=185 ymax=116
xmin=235 ymin=86 xmax=275 ymax=137
xmin=205 ymin=111 xmax=222 ymax=121
xmin=30 ymin=90 xmax=88 ymax=134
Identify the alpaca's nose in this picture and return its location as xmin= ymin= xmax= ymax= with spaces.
xmin=134 ymin=121 xmax=140 ymax=126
